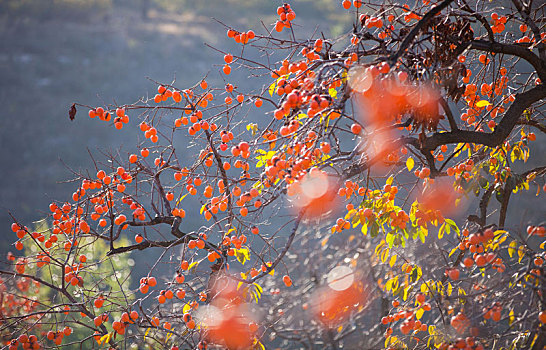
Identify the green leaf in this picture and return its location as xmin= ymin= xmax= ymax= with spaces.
xmin=444 ymin=218 xmax=459 ymax=234
xmin=386 ymin=233 xmax=395 ymax=248
xmin=410 ymin=266 xmax=422 ymax=283
xmin=416 ymin=225 xmax=427 ymax=243
xmin=370 ymin=221 xmax=380 ymax=237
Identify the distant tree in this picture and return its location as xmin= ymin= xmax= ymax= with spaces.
xmin=1 ymin=1 xmax=545 ymax=349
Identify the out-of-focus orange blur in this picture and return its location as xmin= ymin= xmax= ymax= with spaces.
xmin=417 ymin=178 xmax=467 ymax=217
xmin=199 ymin=276 xmax=259 ymax=349
xmin=309 ymin=266 xmax=370 ymax=328
xmin=287 ymin=168 xmax=340 ymax=218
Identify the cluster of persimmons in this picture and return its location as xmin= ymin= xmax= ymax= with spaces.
xmin=3 ymin=0 xmax=546 ymax=349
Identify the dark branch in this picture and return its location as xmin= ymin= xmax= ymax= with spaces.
xmin=470 ymin=40 xmax=546 ymax=82
xmin=420 ymin=84 xmax=546 ymax=151
xmin=389 ymin=0 xmax=456 ymax=64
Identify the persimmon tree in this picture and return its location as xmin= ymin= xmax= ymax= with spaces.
xmin=2 ymin=0 xmax=546 ymax=349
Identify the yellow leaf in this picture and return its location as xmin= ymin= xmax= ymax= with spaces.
xmin=361 ymin=222 xmax=368 ymax=235
xmin=428 ymin=325 xmax=435 ymax=335
xmin=246 ymin=123 xmax=258 ymax=135
xmin=188 ymin=260 xmax=200 ymax=271
xmin=252 ymin=340 xmax=266 ymax=350
xmin=234 ymin=247 xmax=250 ymax=265
xmin=252 ymin=181 xmax=264 ymax=191
xmin=438 ymin=223 xmax=445 ymax=240
xmin=416 ymin=308 xmax=425 ymax=320
xmin=494 ymin=229 xmax=507 ymax=239
xmin=403 ymin=285 xmax=409 ymax=301
xmin=437 ymin=281 xmax=444 ymax=296
xmin=385 ymin=335 xmax=399 ymax=348
xmin=98 ymin=333 xmax=111 ymax=345
xmin=386 ymin=176 xmax=394 ymax=186
xmin=385 ymin=276 xmax=398 ymax=292
xmin=381 ymin=248 xmax=390 ymax=263
xmin=406 ymin=157 xmax=414 ymax=172
xmin=447 ymin=282 xmax=452 ymax=296
xmin=508 ymin=240 xmax=517 ymax=258
xmin=256 ymin=150 xmax=276 ymax=168
xmin=518 ymin=245 xmax=525 ymax=263
xmin=448 ymin=246 xmax=458 ymax=257
xmin=268 ymin=81 xmax=276 ymax=96
xmin=176 ymin=193 xmax=188 ymax=206
xmin=375 ymin=241 xmax=386 ymax=255
xmin=420 ymin=283 xmax=429 ymax=293
xmin=509 ymin=309 xmax=515 ymax=325
xmin=143 ymin=328 xmax=151 ymax=341
xmin=328 ymin=88 xmax=338 ymax=99
xmin=475 ymin=100 xmax=491 ymax=108
xmin=389 ymin=254 xmax=397 ymax=267
xmin=182 ymin=303 xmax=191 ymax=314
xmin=530 ymin=334 xmax=539 ymax=348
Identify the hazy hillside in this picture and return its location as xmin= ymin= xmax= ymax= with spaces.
xmin=0 ymin=1 xmax=351 ymax=253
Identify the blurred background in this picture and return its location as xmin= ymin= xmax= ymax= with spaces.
xmin=0 ymin=0 xmax=351 ymax=254
xmin=1 ymin=0 xmax=543 ymax=255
